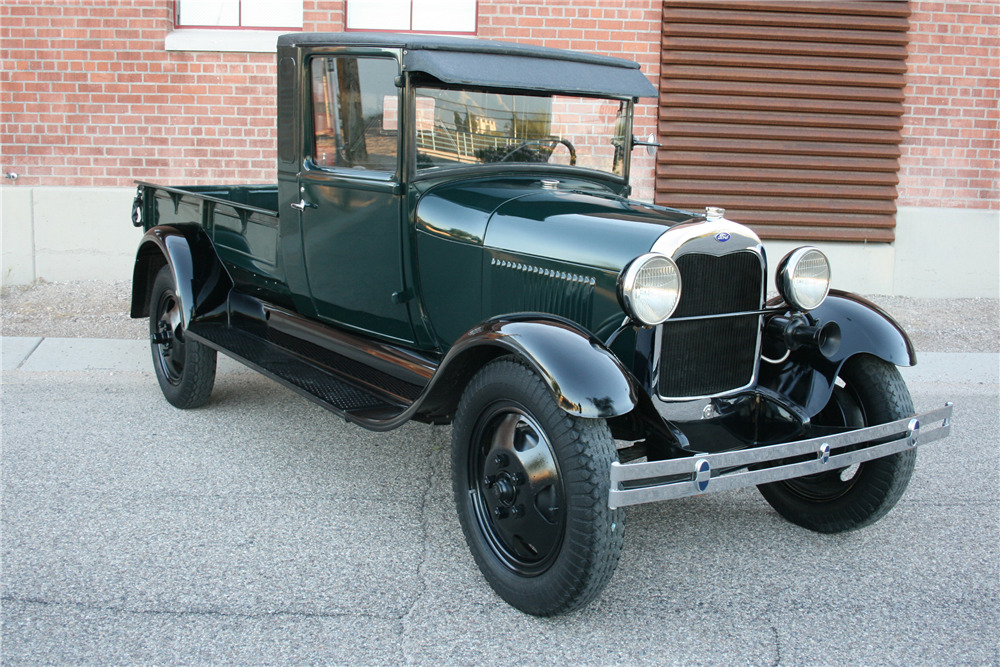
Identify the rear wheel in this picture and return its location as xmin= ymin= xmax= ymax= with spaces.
xmin=149 ymin=265 xmax=216 ymax=409
xmin=757 ymin=354 xmax=916 ymax=533
xmin=452 ymin=358 xmax=623 ymax=615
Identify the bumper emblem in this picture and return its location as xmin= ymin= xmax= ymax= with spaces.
xmin=819 ymin=443 xmax=831 ymax=465
xmin=694 ymin=459 xmax=711 ymax=492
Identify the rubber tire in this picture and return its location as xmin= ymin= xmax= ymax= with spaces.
xmin=757 ymin=354 xmax=916 ymax=533
xmin=149 ymin=265 xmax=217 ymax=409
xmin=451 ymin=357 xmax=624 ymax=615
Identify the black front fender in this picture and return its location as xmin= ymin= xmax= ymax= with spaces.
xmin=759 ymin=290 xmax=917 ymax=417
xmin=421 ymin=314 xmax=639 ymax=420
xmin=130 ymin=224 xmax=232 ymax=328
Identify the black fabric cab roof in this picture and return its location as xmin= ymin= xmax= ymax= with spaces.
xmin=277 ymin=32 xmax=657 ymax=99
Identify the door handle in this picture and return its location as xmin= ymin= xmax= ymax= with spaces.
xmin=291 ymin=199 xmax=317 ymax=211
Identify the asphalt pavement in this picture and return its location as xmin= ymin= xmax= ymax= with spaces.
xmin=2 ymin=337 xmax=998 ymax=665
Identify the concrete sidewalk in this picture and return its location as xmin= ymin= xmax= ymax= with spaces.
xmin=2 ymin=336 xmax=997 ymax=387
xmin=0 ymin=337 xmax=250 ymax=375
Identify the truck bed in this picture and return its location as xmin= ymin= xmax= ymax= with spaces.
xmin=137 ymin=182 xmax=279 ymax=225
xmin=136 ymin=181 xmax=285 ymax=304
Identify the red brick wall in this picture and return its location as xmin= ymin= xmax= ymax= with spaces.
xmin=0 ymin=0 xmax=659 ymax=197
xmin=897 ymin=1 xmax=999 ymax=209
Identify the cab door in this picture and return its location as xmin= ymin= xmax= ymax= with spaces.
xmin=297 ymin=52 xmax=414 ymax=343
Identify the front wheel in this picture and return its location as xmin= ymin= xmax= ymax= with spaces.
xmin=149 ymin=265 xmax=217 ymax=409
xmin=757 ymin=354 xmax=916 ymax=533
xmin=451 ymin=358 xmax=623 ymax=615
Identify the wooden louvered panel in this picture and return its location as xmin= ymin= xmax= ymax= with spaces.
xmin=663 ymin=37 xmax=908 ymax=60
xmin=660 ymin=108 xmax=904 ymax=131
xmin=662 ymin=23 xmax=908 ymax=46
xmin=661 ymin=93 xmax=903 ymax=117
xmin=661 ymin=138 xmax=901 ymax=158
xmin=657 ymin=165 xmax=899 ymax=186
xmin=662 ymin=65 xmax=904 ymax=89
xmin=655 ymin=1 xmax=910 ymax=242
xmin=663 ymin=8 xmax=909 ymax=31
xmin=659 ymin=180 xmax=898 ymax=200
xmin=662 ymin=1 xmax=910 ymax=18
xmin=737 ymin=225 xmax=896 ymax=242
xmin=662 ymin=195 xmax=896 ymax=215
xmin=664 ymin=80 xmax=904 ymax=102
xmin=659 ymin=123 xmax=900 ymax=145
xmin=664 ymin=51 xmax=908 ymax=74
xmin=657 ymin=151 xmax=900 ymax=172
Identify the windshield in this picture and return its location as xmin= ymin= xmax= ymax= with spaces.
xmin=414 ymin=87 xmax=630 ymax=177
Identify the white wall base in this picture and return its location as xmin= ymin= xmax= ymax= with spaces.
xmin=3 ymin=186 xmax=142 ymax=286
xmin=3 ymin=187 xmax=998 ymax=298
xmin=764 ymin=206 xmax=999 ymax=298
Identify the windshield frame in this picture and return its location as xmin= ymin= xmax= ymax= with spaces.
xmin=404 ymin=79 xmax=635 ymax=187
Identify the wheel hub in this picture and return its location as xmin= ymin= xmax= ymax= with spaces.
xmin=152 ymin=291 xmax=185 ymax=384
xmin=491 ymin=473 xmax=517 ymax=506
xmin=154 ymin=320 xmax=174 ymax=349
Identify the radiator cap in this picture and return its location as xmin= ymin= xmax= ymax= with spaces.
xmin=705 ymin=206 xmax=725 ymax=221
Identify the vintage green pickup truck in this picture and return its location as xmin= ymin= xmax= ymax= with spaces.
xmin=130 ymin=33 xmax=952 ymax=615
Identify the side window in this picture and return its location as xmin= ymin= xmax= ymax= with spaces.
xmin=310 ymin=56 xmax=399 ymax=173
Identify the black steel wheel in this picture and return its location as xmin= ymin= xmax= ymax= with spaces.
xmin=452 ymin=357 xmax=623 ymax=615
xmin=149 ymin=265 xmax=216 ymax=409
xmin=757 ymin=354 xmax=916 ymax=533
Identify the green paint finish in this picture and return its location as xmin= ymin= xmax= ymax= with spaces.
xmin=486 ymin=190 xmax=694 ymax=273
xmin=299 ymin=173 xmax=413 ymax=343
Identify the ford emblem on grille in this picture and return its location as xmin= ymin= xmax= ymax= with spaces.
xmin=715 ymin=232 xmax=731 ymax=242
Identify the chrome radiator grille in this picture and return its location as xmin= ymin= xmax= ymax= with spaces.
xmin=657 ymin=251 xmax=763 ymax=398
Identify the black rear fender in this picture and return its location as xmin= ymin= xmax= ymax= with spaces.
xmin=130 ymin=224 xmax=232 ymax=328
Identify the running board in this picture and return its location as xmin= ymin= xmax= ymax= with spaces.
xmin=189 ymin=323 xmax=421 ymax=425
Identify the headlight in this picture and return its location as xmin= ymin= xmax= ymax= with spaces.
xmin=777 ymin=247 xmax=831 ymax=311
xmin=617 ymin=253 xmax=682 ymax=326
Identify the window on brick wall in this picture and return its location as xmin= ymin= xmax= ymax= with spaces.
xmin=176 ymin=0 xmax=303 ymax=29
xmin=346 ymin=0 xmax=477 ymax=34
xmin=167 ymin=0 xmax=302 ymax=52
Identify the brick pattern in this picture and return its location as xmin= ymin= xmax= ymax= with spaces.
xmin=0 ymin=0 xmax=344 ymax=187
xmin=897 ymin=1 xmax=999 ymax=208
xmin=0 ymin=0 xmax=659 ymax=199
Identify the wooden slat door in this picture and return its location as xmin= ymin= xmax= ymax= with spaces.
xmin=656 ymin=1 xmax=910 ymax=242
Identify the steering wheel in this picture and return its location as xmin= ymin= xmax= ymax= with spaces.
xmin=498 ymin=138 xmax=577 ymax=166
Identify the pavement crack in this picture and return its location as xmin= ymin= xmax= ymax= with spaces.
xmin=770 ymin=624 xmax=782 ymax=667
xmin=1 ymin=594 xmax=394 ymax=622
xmin=398 ymin=426 xmax=442 ymax=661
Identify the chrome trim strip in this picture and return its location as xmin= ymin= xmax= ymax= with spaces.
xmin=608 ymin=403 xmax=954 ymax=509
xmin=651 ymin=218 xmax=762 ymax=258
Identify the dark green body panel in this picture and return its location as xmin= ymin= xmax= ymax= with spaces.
xmin=299 ymin=172 xmax=413 ymax=343
xmin=413 ymin=175 xmax=695 ymax=349
xmin=139 ymin=184 xmax=293 ymax=309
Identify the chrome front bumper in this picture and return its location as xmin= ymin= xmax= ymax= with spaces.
xmin=609 ymin=403 xmax=953 ymax=509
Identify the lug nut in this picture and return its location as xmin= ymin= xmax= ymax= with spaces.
xmin=511 ymin=472 xmax=526 ymax=486
xmin=483 ymin=475 xmax=495 ymax=488
xmin=511 ymin=504 xmax=525 ymax=518
xmin=493 ymin=507 xmax=509 ymax=519
xmin=494 ymin=453 xmax=509 ymax=468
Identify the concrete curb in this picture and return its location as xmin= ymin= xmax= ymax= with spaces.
xmin=1 ymin=337 xmax=251 ymax=374
xmin=2 ymin=336 xmax=996 ymax=387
